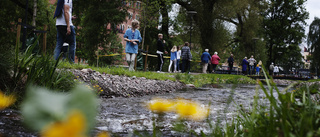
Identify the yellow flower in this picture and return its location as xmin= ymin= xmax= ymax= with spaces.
xmin=0 ymin=91 xmax=16 ymax=110
xmin=96 ymin=131 xmax=110 ymax=137
xmin=41 ymin=110 xmax=87 ymax=137
xmin=175 ymin=99 xmax=209 ymax=121
xmin=147 ymin=98 xmax=175 ymax=113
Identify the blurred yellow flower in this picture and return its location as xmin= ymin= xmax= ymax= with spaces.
xmin=41 ymin=110 xmax=87 ymax=137
xmin=96 ymin=131 xmax=110 ymax=137
xmin=147 ymin=98 xmax=175 ymax=113
xmin=175 ymin=99 xmax=209 ymax=121
xmin=0 ymin=91 xmax=16 ymax=110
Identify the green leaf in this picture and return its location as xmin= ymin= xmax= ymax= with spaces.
xmin=21 ymin=85 xmax=99 ymax=133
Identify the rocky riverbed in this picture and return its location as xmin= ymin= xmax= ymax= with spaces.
xmin=69 ymin=69 xmax=187 ymax=98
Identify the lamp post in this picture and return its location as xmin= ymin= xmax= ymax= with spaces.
xmin=187 ymin=11 xmax=197 ymax=45
xmin=252 ymin=37 xmax=259 ymax=58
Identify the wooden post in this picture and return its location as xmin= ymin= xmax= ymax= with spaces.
xmin=16 ymin=18 xmax=22 ymax=47
xmin=43 ymin=25 xmax=47 ymax=55
xmin=144 ymin=45 xmax=149 ymax=71
xmin=134 ymin=53 xmax=137 ymax=70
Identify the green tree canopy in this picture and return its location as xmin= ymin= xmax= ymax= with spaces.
xmin=263 ymin=0 xmax=308 ymax=69
xmin=73 ymin=0 xmax=127 ymax=65
xmin=307 ymin=17 xmax=320 ymax=75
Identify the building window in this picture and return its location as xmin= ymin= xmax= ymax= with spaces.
xmin=128 ymin=13 xmax=133 ymax=20
xmin=122 ymin=0 xmax=126 ymax=6
xmin=136 ymin=2 xmax=141 ymax=9
xmin=128 ymin=1 xmax=132 ymax=7
xmin=135 ymin=14 xmax=140 ymax=20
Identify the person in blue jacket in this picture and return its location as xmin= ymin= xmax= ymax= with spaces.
xmin=123 ymin=20 xmax=142 ymax=71
xmin=168 ymin=46 xmax=177 ymax=73
xmin=201 ymin=49 xmax=211 ymax=73
xmin=241 ymin=57 xmax=248 ymax=75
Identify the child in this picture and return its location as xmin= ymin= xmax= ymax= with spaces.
xmin=256 ymin=64 xmax=260 ymax=75
xmin=168 ymin=46 xmax=177 ymax=73
xmin=176 ymin=46 xmax=181 ymax=72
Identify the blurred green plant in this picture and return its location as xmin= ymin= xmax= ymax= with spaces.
xmin=8 ymin=40 xmax=76 ymax=99
xmin=21 ymin=85 xmax=99 ymax=136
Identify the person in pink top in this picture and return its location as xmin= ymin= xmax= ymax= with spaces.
xmin=210 ymin=52 xmax=221 ymax=73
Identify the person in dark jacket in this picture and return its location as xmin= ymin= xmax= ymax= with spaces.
xmin=156 ymin=33 xmax=168 ymax=72
xmin=228 ymin=54 xmax=234 ymax=74
xmin=201 ymin=49 xmax=211 ymax=73
xmin=181 ymin=42 xmax=192 ymax=73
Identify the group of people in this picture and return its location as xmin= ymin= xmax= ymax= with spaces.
xmin=200 ymin=49 xmax=221 ymax=73
xmin=269 ymin=63 xmax=280 ymax=76
xmin=201 ymin=51 xmax=264 ymax=75
xmin=156 ymin=33 xmax=192 ymax=73
xmin=241 ymin=55 xmax=261 ymax=75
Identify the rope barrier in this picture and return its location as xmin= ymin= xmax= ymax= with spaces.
xmin=97 ymin=52 xmax=201 ymax=62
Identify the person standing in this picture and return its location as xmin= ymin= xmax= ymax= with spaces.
xmin=210 ymin=52 xmax=220 ymax=73
xmin=228 ymin=54 xmax=234 ymax=74
xmin=176 ymin=46 xmax=181 ymax=72
xmin=123 ymin=20 xmax=142 ymax=71
xmin=53 ymin=0 xmax=76 ymax=63
xmin=168 ymin=46 xmax=177 ymax=73
xmin=256 ymin=64 xmax=260 ymax=75
xmin=156 ymin=34 xmax=168 ymax=72
xmin=241 ymin=57 xmax=248 ymax=75
xmin=181 ymin=42 xmax=192 ymax=73
xmin=201 ymin=49 xmax=211 ymax=73
xmin=274 ymin=65 xmax=279 ymax=76
xmin=269 ymin=62 xmax=274 ymax=76
xmin=248 ymin=55 xmax=256 ymax=75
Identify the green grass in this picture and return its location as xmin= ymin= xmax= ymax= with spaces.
xmin=57 ymin=62 xmax=256 ymax=87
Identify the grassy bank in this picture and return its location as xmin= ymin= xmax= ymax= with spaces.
xmin=58 ymin=62 xmax=256 ymax=87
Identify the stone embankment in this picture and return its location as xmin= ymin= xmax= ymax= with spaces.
xmin=70 ymin=69 xmax=186 ymax=98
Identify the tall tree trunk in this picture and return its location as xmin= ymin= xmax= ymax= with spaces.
xmin=160 ymin=0 xmax=169 ymax=38
xmin=199 ymin=0 xmax=215 ymax=50
xmin=32 ymin=0 xmax=37 ymax=27
xmin=141 ymin=9 xmax=146 ymax=50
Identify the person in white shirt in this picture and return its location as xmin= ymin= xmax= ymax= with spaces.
xmin=53 ymin=0 xmax=76 ymax=63
xmin=176 ymin=46 xmax=181 ymax=72
xmin=274 ymin=65 xmax=279 ymax=76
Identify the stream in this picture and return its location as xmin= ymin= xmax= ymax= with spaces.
xmin=0 ymin=84 xmax=289 ymax=136
xmin=96 ymin=84 xmax=287 ymax=136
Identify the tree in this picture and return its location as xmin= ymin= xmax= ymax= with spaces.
xmin=73 ymin=0 xmax=127 ymax=65
xmin=216 ymin=0 xmax=267 ymax=63
xmin=307 ymin=17 xmax=320 ymax=75
xmin=263 ymin=0 xmax=308 ymax=69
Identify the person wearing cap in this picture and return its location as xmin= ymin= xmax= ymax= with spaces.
xmin=123 ymin=19 xmax=142 ymax=71
xmin=256 ymin=64 xmax=260 ymax=75
xmin=201 ymin=49 xmax=211 ymax=73
xmin=168 ymin=46 xmax=177 ymax=73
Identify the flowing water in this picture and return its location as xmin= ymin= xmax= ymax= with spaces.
xmin=96 ymin=84 xmax=288 ymax=136
xmin=0 ymin=84 xmax=289 ymax=136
